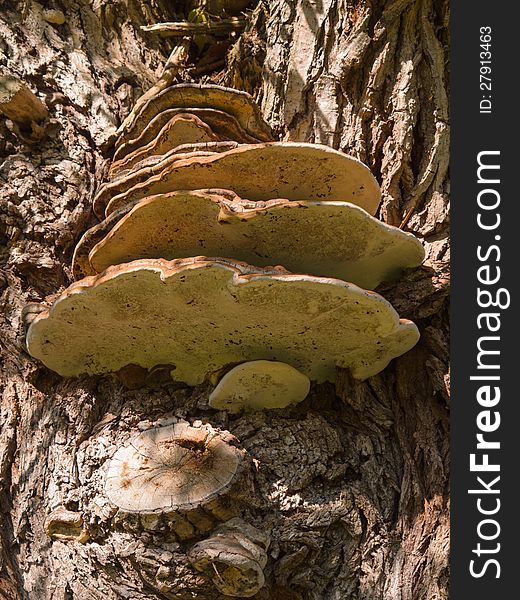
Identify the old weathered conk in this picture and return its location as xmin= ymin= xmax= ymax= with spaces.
xmin=85 ymin=189 xmax=424 ymax=289
xmin=104 ymin=421 xmax=253 ymax=538
xmin=0 ymin=75 xmax=49 ymax=126
xmin=44 ymin=507 xmax=90 ymax=543
xmin=26 ymin=257 xmax=419 ymax=382
xmin=188 ymin=518 xmax=270 ymax=597
xmin=105 ymin=422 xmax=245 ymax=511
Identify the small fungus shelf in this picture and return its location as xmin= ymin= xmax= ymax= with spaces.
xmin=109 ymin=140 xmax=241 ymax=182
xmin=109 ymin=113 xmax=221 ymax=175
xmin=208 ymin=360 xmax=311 ymax=413
xmin=112 ymin=106 xmax=262 ymax=164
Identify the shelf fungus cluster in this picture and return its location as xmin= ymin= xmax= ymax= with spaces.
xmin=28 ymin=83 xmax=424 ymax=594
xmin=27 ymin=84 xmax=423 ymax=395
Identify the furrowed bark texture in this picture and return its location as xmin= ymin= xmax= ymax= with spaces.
xmin=0 ymin=1 xmax=449 ymax=599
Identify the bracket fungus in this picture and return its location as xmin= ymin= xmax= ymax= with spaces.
xmin=26 ymin=257 xmax=419 ymax=382
xmin=85 ymin=189 xmax=424 ymax=289
xmin=26 ymin=81 xmax=424 ymax=394
xmin=72 ymin=202 xmax=135 ymax=279
xmin=0 ymin=75 xmax=48 ymax=140
xmin=94 ymin=142 xmax=381 ymax=219
xmin=73 ymin=188 xmax=233 ymax=279
xmin=109 ymin=113 xmax=222 ymax=176
xmin=114 ymin=84 xmax=273 ymax=149
xmin=44 ymin=507 xmax=89 ymax=543
xmin=113 ymin=106 xmax=262 ymax=163
xmin=105 ymin=422 xmax=252 ymax=537
xmin=107 ymin=141 xmax=240 ymax=185
xmin=209 ymin=360 xmax=311 ymax=413
xmin=0 ymin=75 xmax=49 ymax=125
xmin=188 ymin=518 xmax=270 ymax=598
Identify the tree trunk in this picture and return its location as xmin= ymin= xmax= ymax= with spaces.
xmin=0 ymin=0 xmax=449 ymax=598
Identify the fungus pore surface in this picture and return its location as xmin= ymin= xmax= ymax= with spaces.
xmin=109 ymin=113 xmax=222 ymax=176
xmin=26 ymin=258 xmax=419 ymax=382
xmin=114 ymin=84 xmax=273 ymax=148
xmin=113 ymin=107 xmax=261 ymax=163
xmin=87 ymin=190 xmax=423 ymax=289
xmin=209 ymin=360 xmax=311 ymax=413
xmin=96 ymin=143 xmax=381 ymax=218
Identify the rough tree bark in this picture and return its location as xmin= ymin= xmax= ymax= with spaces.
xmin=0 ymin=0 xmax=449 ymax=598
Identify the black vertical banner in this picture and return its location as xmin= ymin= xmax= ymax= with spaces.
xmin=451 ymin=2 xmax=517 ymax=597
